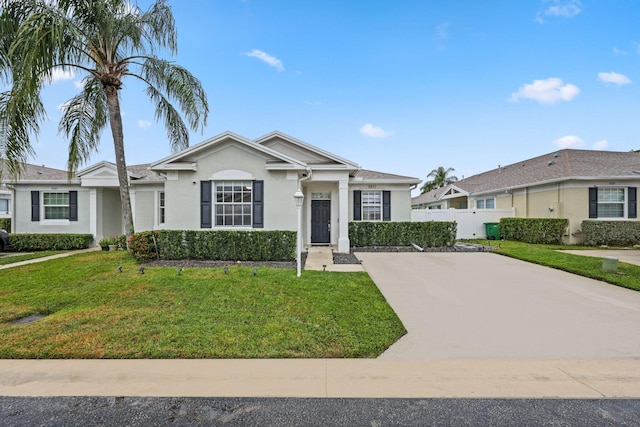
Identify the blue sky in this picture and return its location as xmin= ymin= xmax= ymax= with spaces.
xmin=13 ymin=0 xmax=640 ymax=193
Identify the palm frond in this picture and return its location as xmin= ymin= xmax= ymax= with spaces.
xmin=145 ymin=84 xmax=189 ymax=152
xmin=139 ymin=57 xmax=208 ymax=131
xmin=59 ymin=77 xmax=108 ymax=174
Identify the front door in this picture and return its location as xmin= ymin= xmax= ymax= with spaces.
xmin=311 ymin=200 xmax=331 ymax=244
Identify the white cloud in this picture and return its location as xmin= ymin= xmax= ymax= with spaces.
xmin=537 ymin=0 xmax=581 ymax=23
xmin=137 ymin=120 xmax=152 ymax=129
xmin=74 ymin=80 xmax=85 ymax=89
xmin=44 ymin=67 xmax=75 ymax=83
xmin=359 ymin=123 xmax=391 ymax=139
xmin=510 ymin=77 xmax=580 ymax=104
xmin=598 ymin=71 xmax=631 ymax=86
xmin=435 ymin=21 xmax=450 ymax=41
xmin=554 ymin=135 xmax=584 ymax=148
xmin=243 ymin=49 xmax=284 ymax=72
xmin=592 ymin=139 xmax=609 ymax=150
xmin=613 ymin=47 xmax=628 ymax=56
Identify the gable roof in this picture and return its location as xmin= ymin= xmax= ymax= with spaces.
xmin=411 ymin=183 xmax=468 ymax=206
xmin=255 ymin=131 xmax=360 ymax=170
xmin=150 ymin=131 xmax=308 ymax=171
xmin=457 ymin=149 xmax=640 ymax=196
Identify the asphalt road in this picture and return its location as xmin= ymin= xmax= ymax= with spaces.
xmin=2 ymin=397 xmax=640 ymax=426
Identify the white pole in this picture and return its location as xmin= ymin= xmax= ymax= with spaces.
xmin=294 ymin=189 xmax=304 ymax=277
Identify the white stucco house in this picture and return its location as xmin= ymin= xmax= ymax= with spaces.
xmin=7 ymin=131 xmax=420 ymax=252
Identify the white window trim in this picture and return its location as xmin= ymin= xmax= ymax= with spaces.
xmin=214 ymin=180 xmax=253 ymax=228
xmin=596 ymin=187 xmax=627 ymax=219
xmin=361 ymin=190 xmax=383 ymax=221
xmin=42 ymin=191 xmax=70 ymax=223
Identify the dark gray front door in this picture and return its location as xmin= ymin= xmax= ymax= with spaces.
xmin=311 ymin=200 xmax=331 ymax=244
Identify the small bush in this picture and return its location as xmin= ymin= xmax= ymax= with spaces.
xmin=349 ymin=221 xmax=457 ymax=248
xmin=581 ymin=220 xmax=640 ymax=247
xmin=9 ymin=234 xmax=94 ymax=251
xmin=499 ymin=218 xmax=568 ymax=244
xmin=0 ymin=218 xmax=10 ymax=231
xmin=129 ymin=230 xmax=297 ymax=262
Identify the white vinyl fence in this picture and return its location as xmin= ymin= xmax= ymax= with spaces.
xmin=411 ymin=208 xmax=516 ymax=239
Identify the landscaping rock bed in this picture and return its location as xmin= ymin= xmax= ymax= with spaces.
xmin=144 ymin=259 xmax=299 ymax=269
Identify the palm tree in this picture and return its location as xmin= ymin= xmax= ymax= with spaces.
xmin=0 ymin=0 xmax=208 ymax=243
xmin=420 ymin=166 xmax=458 ymax=194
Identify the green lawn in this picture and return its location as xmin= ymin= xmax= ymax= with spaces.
xmin=487 ymin=240 xmax=640 ymax=292
xmin=0 ymin=251 xmax=405 ymax=359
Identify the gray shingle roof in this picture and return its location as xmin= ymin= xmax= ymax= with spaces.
xmin=456 ymin=149 xmax=640 ymax=195
xmin=354 ymin=168 xmax=420 ymax=182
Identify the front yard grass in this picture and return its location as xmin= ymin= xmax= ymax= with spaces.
xmin=487 ymin=240 xmax=640 ymax=292
xmin=0 ymin=251 xmax=405 ymax=358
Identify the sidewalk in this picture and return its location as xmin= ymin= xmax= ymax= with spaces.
xmin=0 ymin=247 xmax=101 ymax=270
xmin=1 ymin=358 xmax=639 ymax=398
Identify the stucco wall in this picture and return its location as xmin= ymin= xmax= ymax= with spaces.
xmin=158 ymin=144 xmax=298 ymax=231
xmin=13 ymin=185 xmax=91 ymax=235
xmin=348 ymin=183 xmax=414 ymax=222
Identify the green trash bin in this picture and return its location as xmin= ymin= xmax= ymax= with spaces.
xmin=484 ymin=222 xmax=500 ymax=240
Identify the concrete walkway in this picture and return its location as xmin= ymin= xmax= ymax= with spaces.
xmin=0 ymin=247 xmax=101 ymax=270
xmin=304 ymin=246 xmax=364 ymax=272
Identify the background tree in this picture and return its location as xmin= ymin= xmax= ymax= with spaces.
xmin=420 ymin=166 xmax=458 ymax=194
xmin=0 ymin=0 xmax=208 ymax=243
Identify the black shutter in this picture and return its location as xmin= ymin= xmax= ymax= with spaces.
xmin=353 ymin=190 xmax=361 ymax=221
xmin=69 ymin=191 xmax=78 ymax=221
xmin=252 ymin=180 xmax=264 ymax=228
xmin=629 ymin=187 xmax=637 ymax=219
xmin=383 ymin=190 xmax=391 ymax=221
xmin=588 ymin=187 xmax=598 ymax=218
xmin=200 ymin=181 xmax=212 ymax=228
xmin=31 ymin=191 xmax=40 ymax=221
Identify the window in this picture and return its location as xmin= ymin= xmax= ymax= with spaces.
xmin=476 ymin=198 xmax=495 ymax=209
xmin=597 ymin=188 xmax=624 ymax=218
xmin=361 ymin=191 xmax=382 ymax=221
xmin=428 ymin=204 xmax=442 ymax=210
xmin=215 ymin=181 xmax=252 ymax=226
xmin=159 ymin=192 xmax=165 ymax=224
xmin=43 ymin=192 xmax=69 ymax=219
xmin=0 ymin=198 xmax=8 ymax=213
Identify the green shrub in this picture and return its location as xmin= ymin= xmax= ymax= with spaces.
xmin=581 ymin=220 xmax=640 ymax=246
xmin=129 ymin=230 xmax=297 ymax=262
xmin=349 ymin=221 xmax=456 ymax=248
xmin=0 ymin=218 xmax=10 ymax=231
xmin=499 ymin=218 xmax=568 ymax=244
xmin=9 ymin=234 xmax=94 ymax=251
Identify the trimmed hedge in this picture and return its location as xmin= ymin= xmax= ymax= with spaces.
xmin=9 ymin=233 xmax=94 ymax=251
xmin=499 ymin=218 xmax=568 ymax=244
xmin=581 ymin=220 xmax=640 ymax=247
xmin=0 ymin=218 xmax=10 ymax=231
xmin=349 ymin=221 xmax=457 ymax=248
xmin=129 ymin=230 xmax=297 ymax=262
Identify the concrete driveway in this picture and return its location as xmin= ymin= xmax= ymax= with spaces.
xmin=356 ymin=252 xmax=640 ymax=361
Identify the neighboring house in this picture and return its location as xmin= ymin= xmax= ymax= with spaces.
xmin=0 ymin=161 xmax=12 ymax=221
xmin=9 ymin=131 xmax=420 ymax=252
xmin=412 ymin=149 xmax=640 ymax=243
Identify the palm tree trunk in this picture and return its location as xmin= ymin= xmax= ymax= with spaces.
xmin=105 ymin=85 xmax=134 ymax=244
